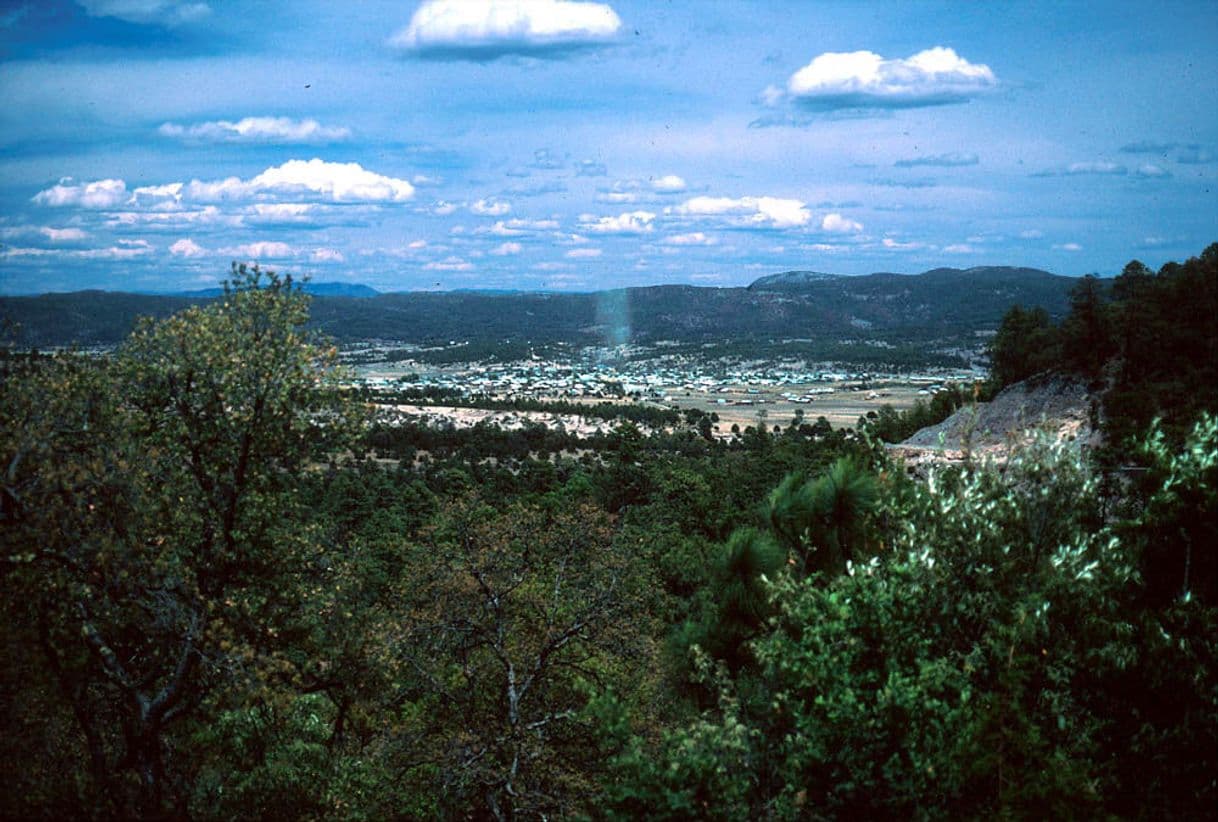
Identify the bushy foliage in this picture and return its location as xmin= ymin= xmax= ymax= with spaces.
xmin=598 ymin=419 xmax=1218 ymax=819
xmin=0 ymin=266 xmax=364 ymax=816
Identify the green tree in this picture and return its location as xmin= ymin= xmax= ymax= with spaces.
xmin=988 ymin=304 xmax=1060 ymax=389
xmin=1060 ymin=274 xmax=1114 ymax=378
xmin=697 ymin=527 xmax=784 ymax=671
xmin=394 ymin=497 xmax=656 ymax=820
xmin=765 ymin=457 xmax=879 ymax=578
xmin=0 ymin=265 xmax=362 ymax=815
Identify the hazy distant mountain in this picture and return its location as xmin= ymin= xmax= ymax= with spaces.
xmin=170 ymin=282 xmax=380 ymax=298
xmin=736 ymin=266 xmax=1074 ymax=335
xmin=747 ymin=270 xmax=842 ymax=290
xmin=748 ymin=266 xmax=1058 ymax=292
xmin=1 ymin=267 xmax=1078 ymax=350
xmin=299 ymin=282 xmax=380 ymax=298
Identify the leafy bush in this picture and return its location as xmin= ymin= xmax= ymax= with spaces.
xmin=598 ymin=419 xmax=1218 ymax=818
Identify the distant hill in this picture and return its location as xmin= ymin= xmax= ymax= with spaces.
xmin=1 ymin=266 xmax=1078 ymax=350
xmin=737 ymin=266 xmax=1073 ymax=337
xmin=0 ymin=291 xmax=203 ymax=348
xmin=747 ymin=270 xmax=842 ymax=290
xmin=299 ymin=282 xmax=380 ymax=298
xmin=171 ymin=282 xmax=380 ymax=298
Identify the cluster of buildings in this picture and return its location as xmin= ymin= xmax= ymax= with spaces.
xmin=351 ymin=346 xmax=977 ymax=407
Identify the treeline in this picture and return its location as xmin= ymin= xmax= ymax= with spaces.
xmin=363 ymin=410 xmax=828 ymax=471
xmin=867 ymin=243 xmax=1218 ymax=448
xmin=1 ymin=262 xmax=1215 ymax=818
xmin=990 ymin=243 xmax=1218 ymax=450
xmin=357 ymin=385 xmax=684 ymax=428
xmin=623 ymin=337 xmax=970 ymax=371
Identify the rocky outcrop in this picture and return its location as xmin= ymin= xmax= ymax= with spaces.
xmin=890 ymin=375 xmax=1100 ymax=468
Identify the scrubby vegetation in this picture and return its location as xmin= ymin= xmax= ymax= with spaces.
xmin=865 ymin=381 xmax=977 ymax=444
xmin=2 ymin=251 xmax=1216 ymax=818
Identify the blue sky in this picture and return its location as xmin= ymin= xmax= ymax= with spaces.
xmin=1 ymin=0 xmax=1215 ymax=294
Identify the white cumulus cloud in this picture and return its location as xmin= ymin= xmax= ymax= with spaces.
xmin=33 ymin=178 xmax=129 ymax=208
xmin=37 ymin=161 xmax=417 ymax=216
xmin=565 ymin=247 xmax=602 ymax=258
xmin=651 ymin=174 xmax=687 ymax=192
xmin=129 ymin=182 xmax=184 ymax=211
xmin=597 ymin=191 xmax=637 ymax=204
xmin=783 ymin=47 xmax=996 ymax=109
xmin=471 ymin=198 xmax=512 ymax=216
xmin=246 ymin=203 xmax=315 ymax=223
xmin=222 ymin=241 xmax=296 ymax=259
xmin=673 ymin=196 xmax=810 ymax=229
xmin=579 ymin=210 xmax=656 ymax=234
xmin=490 ymin=242 xmax=523 ymax=255
xmin=187 ymin=159 xmax=415 ymax=203
xmin=662 ymin=232 xmax=716 ymax=246
xmin=104 ymin=206 xmax=238 ymax=229
xmin=821 ymin=213 xmax=863 ymax=234
xmin=169 ymin=238 xmax=208 ymax=257
xmin=3 ymin=242 xmax=154 ymax=261
xmin=1064 ymin=162 xmax=1125 ymax=175
xmin=425 ymin=256 xmax=475 ymax=272
xmin=482 ymin=218 xmax=561 ymax=236
xmin=82 ymin=240 xmax=154 ymax=260
xmin=41 ymin=227 xmax=89 ymax=242
xmin=158 ymin=117 xmax=351 ymax=144
xmin=311 ymin=248 xmax=345 ymax=262
xmin=390 ymin=0 xmax=622 ymax=59
xmin=1033 ymin=162 xmax=1127 ymax=177
xmin=1134 ymin=164 xmax=1171 ymax=178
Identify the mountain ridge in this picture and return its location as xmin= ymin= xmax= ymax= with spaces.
xmin=167 ymin=281 xmax=380 ymax=299
xmin=1 ymin=265 xmax=1080 ymax=350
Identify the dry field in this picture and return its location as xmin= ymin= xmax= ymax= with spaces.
xmin=382 ymin=404 xmax=643 ymax=438
xmin=660 ymin=382 xmax=931 ymax=432
xmin=378 ymin=388 xmax=924 ymax=441
xmin=360 ymin=359 xmax=948 ymax=437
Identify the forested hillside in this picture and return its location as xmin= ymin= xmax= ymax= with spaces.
xmin=1 ymin=265 xmax=1075 ymax=351
xmin=1 ymin=251 xmax=1215 ymax=819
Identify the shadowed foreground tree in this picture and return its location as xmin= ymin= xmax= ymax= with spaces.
xmin=393 ymin=497 xmax=656 ymax=820
xmin=1059 ymin=273 xmax=1114 ymax=378
xmin=679 ymin=458 xmax=880 ymax=678
xmin=0 ymin=265 xmax=362 ymax=816
xmin=695 ymin=527 xmax=784 ymax=673
xmin=987 ymin=304 xmax=1061 ymax=390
